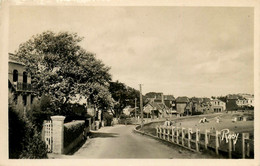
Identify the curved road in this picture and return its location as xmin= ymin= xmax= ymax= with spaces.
xmin=62 ymin=125 xmax=219 ymax=159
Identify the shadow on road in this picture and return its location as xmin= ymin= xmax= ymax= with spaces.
xmin=90 ymin=132 xmax=119 ymax=138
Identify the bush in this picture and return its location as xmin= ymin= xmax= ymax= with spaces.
xmin=9 ymin=105 xmax=27 ymax=158
xmin=192 ymin=112 xmax=203 ymax=115
xmin=64 ymin=121 xmax=85 ymax=148
xmin=103 ymin=112 xmax=113 ymax=126
xmin=119 ymin=114 xmax=129 ymax=119
xmin=27 ymin=95 xmax=53 ymax=131
xmin=9 ymin=104 xmax=48 ymax=159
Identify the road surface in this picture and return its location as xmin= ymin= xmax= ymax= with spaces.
xmin=61 ymin=125 xmax=220 ymax=159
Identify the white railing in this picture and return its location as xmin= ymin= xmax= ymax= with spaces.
xmin=156 ymin=125 xmax=252 ymax=158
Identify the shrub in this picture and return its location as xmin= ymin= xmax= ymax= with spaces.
xmin=9 ymin=104 xmax=48 ymax=159
xmin=27 ymin=95 xmax=53 ymax=131
xmin=192 ymin=112 xmax=203 ymax=115
xmin=119 ymin=114 xmax=129 ymax=119
xmin=9 ymin=105 xmax=27 ymax=158
xmin=103 ymin=112 xmax=113 ymax=126
xmin=64 ymin=121 xmax=85 ymax=148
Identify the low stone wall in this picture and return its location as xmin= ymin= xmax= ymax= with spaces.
xmin=63 ymin=120 xmax=85 ymax=154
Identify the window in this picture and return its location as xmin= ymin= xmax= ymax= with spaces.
xmin=13 ymin=70 xmax=18 ymax=82
xmin=23 ymin=72 xmax=27 ymax=83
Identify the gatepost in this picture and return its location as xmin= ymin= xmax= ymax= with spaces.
xmin=51 ymin=115 xmax=66 ymax=154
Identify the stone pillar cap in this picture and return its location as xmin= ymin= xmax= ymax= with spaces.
xmin=51 ymin=115 xmax=66 ymax=121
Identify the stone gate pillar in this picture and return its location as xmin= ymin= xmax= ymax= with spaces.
xmin=51 ymin=115 xmax=65 ymax=154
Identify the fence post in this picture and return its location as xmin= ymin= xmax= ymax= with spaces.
xmin=176 ymin=127 xmax=179 ymax=144
xmin=215 ymin=130 xmax=220 ymax=155
xmin=246 ymin=142 xmax=250 ymax=157
xmin=51 ymin=116 xmax=65 ymax=154
xmin=182 ymin=127 xmax=185 ymax=146
xmin=156 ymin=126 xmax=159 ymax=137
xmin=228 ymin=137 xmax=232 ymax=158
xmin=242 ymin=133 xmax=249 ymax=158
xmin=195 ymin=128 xmax=199 ymax=152
xmin=188 ymin=128 xmax=191 ymax=149
xmin=205 ymin=129 xmax=209 ymax=150
xmin=167 ymin=127 xmax=170 ymax=141
xmin=163 ymin=126 xmax=166 ymax=140
xmin=159 ymin=126 xmax=162 ymax=138
xmin=172 ymin=126 xmax=175 ymax=143
xmin=232 ymin=132 xmax=236 ymax=151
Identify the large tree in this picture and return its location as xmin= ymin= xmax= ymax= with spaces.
xmin=109 ymin=80 xmax=143 ymax=117
xmin=15 ymin=31 xmax=114 ymax=114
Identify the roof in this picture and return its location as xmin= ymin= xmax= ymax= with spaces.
xmin=9 ymin=53 xmax=25 ymax=66
xmin=211 ymin=99 xmax=225 ymax=103
xmin=145 ymin=101 xmax=169 ymax=111
xmin=191 ymin=97 xmax=203 ymax=103
xmin=239 ymin=94 xmax=254 ymax=99
xmin=176 ymin=96 xmax=189 ymax=103
xmin=163 ymin=95 xmax=175 ymax=100
xmin=149 ymin=102 xmax=162 ymax=109
xmin=157 ymin=103 xmax=169 ymax=110
xmin=227 ymin=94 xmax=244 ymax=100
xmin=145 ymin=92 xmax=163 ymax=99
xmin=202 ymin=98 xmax=211 ymax=103
xmin=123 ymin=106 xmax=135 ymax=112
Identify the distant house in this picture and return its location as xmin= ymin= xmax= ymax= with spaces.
xmin=210 ymin=99 xmax=226 ymax=112
xmin=176 ymin=96 xmax=189 ymax=116
xmin=226 ymin=94 xmax=241 ymax=111
xmin=144 ymin=92 xmax=175 ymax=117
xmin=8 ymin=53 xmax=33 ymax=113
xmin=191 ymin=97 xmax=204 ymax=113
xmin=145 ymin=92 xmax=164 ymax=103
xmin=123 ymin=106 xmax=135 ymax=116
xmin=236 ymin=94 xmax=254 ymax=108
xmin=163 ymin=95 xmax=176 ymax=110
xmin=202 ymin=98 xmax=213 ymax=113
xmin=143 ymin=101 xmax=169 ymax=118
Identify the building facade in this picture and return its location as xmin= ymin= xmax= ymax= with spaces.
xmin=176 ymin=96 xmax=189 ymax=116
xmin=8 ymin=53 xmax=32 ymax=113
xmin=236 ymin=94 xmax=254 ymax=108
xmin=210 ymin=99 xmax=226 ymax=112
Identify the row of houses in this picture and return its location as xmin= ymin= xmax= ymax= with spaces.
xmin=124 ymin=92 xmax=254 ymax=118
xmin=9 ymin=53 xmax=254 ymax=120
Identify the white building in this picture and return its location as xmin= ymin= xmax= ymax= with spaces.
xmin=210 ymin=99 xmax=226 ymax=112
xmin=236 ymin=95 xmax=254 ymax=107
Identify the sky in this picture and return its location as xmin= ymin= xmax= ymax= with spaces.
xmin=8 ymin=6 xmax=254 ymax=97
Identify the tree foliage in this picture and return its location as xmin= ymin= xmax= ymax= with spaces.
xmin=109 ymin=80 xmax=142 ymax=117
xmin=15 ymin=31 xmax=114 ymax=114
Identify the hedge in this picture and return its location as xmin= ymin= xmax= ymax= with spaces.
xmin=64 ymin=121 xmax=85 ymax=148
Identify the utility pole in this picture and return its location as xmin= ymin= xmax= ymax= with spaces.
xmin=135 ymin=98 xmax=137 ymax=121
xmin=139 ymin=84 xmax=143 ymax=129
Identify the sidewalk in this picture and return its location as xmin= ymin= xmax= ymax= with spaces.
xmin=47 ymin=126 xmax=117 ymax=159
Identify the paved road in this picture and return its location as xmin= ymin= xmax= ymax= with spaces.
xmin=62 ymin=125 xmax=219 ymax=159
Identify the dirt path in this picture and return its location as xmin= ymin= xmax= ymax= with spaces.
xmin=59 ymin=125 xmax=222 ymax=159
